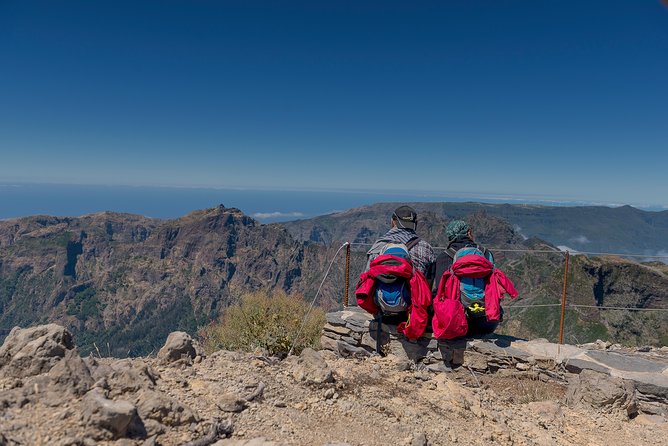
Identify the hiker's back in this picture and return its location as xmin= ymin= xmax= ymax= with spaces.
xmin=356 ymin=206 xmax=434 ymax=341
xmin=451 ymin=245 xmax=494 ymax=316
xmin=373 ymin=242 xmax=413 ymax=315
xmin=433 ymin=220 xmax=518 ymax=339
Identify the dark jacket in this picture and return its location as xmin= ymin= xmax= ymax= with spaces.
xmin=432 ymin=236 xmax=494 ymax=292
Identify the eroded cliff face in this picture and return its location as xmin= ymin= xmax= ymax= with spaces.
xmin=577 ymin=259 xmax=668 ymax=346
xmin=0 ymin=206 xmax=306 ymax=356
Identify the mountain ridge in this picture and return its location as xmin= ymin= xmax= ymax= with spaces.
xmin=1 ymin=203 xmax=667 ymax=356
xmin=282 ymin=201 xmax=668 ymax=255
xmin=0 ymin=205 xmax=308 ymax=356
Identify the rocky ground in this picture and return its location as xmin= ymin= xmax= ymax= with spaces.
xmin=0 ymin=324 xmax=667 ymax=446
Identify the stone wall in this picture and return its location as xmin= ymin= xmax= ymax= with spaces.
xmin=320 ymin=307 xmax=536 ymax=373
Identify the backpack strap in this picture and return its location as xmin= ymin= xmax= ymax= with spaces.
xmin=405 ymin=236 xmax=420 ymax=250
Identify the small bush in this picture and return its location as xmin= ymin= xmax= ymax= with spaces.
xmin=199 ymin=289 xmax=325 ymax=356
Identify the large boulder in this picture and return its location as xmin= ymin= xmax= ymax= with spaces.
xmin=157 ymin=331 xmax=199 ymax=363
xmin=48 ymin=349 xmax=94 ymax=396
xmin=0 ymin=324 xmax=75 ymax=378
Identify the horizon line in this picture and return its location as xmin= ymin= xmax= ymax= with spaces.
xmin=1 ymin=181 xmax=667 ymax=211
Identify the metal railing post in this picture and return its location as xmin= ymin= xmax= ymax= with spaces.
xmin=343 ymin=242 xmax=351 ymax=307
xmin=559 ymin=251 xmax=570 ymax=344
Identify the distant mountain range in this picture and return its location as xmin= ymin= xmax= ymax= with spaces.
xmin=282 ymin=202 xmax=668 ymax=256
xmin=0 ymin=206 xmax=316 ymax=356
xmin=0 ymin=203 xmax=666 ymax=355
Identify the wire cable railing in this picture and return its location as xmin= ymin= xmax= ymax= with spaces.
xmin=350 ymin=241 xmax=668 ymax=258
xmin=287 ymin=240 xmax=668 ymax=354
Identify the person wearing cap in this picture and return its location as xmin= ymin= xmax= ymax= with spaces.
xmin=365 ymin=205 xmax=436 ymax=280
xmin=359 ymin=205 xmax=436 ymax=341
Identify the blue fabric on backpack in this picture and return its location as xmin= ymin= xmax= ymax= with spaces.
xmin=453 ymin=246 xmax=494 ymax=309
xmin=374 ymin=243 xmax=412 ymax=314
xmin=375 ymin=281 xmax=412 ymax=314
xmin=382 ymin=245 xmax=411 ymax=259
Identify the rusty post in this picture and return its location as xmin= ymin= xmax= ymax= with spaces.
xmin=343 ymin=242 xmax=351 ymax=307
xmin=559 ymin=251 xmax=570 ymax=345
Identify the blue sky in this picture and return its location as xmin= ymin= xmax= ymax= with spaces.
xmin=1 ymin=1 xmax=667 ymax=207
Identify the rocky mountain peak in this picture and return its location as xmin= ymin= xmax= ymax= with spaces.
xmin=0 ymin=206 xmax=305 ymax=357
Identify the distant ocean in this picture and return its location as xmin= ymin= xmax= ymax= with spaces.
xmin=0 ymin=183 xmax=661 ymax=223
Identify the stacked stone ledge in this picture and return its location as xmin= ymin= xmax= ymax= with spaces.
xmin=320 ymin=307 xmax=530 ymax=373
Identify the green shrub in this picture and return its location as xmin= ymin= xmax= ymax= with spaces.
xmin=199 ymin=289 xmax=325 ymax=356
xmin=66 ymin=287 xmax=102 ymax=321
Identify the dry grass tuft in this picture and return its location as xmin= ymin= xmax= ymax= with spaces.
xmin=199 ymin=289 xmax=325 ymax=356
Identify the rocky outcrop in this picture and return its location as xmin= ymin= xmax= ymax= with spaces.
xmin=0 ymin=324 xmax=207 ymax=444
xmin=1 ymin=322 xmax=667 ymax=445
xmin=0 ymin=324 xmax=74 ymax=378
xmin=82 ymin=388 xmax=145 ymax=440
xmin=135 ymin=389 xmax=199 ymax=426
xmin=565 ymin=369 xmax=638 ymax=418
xmin=47 ymin=349 xmax=94 ymax=395
xmin=290 ymin=348 xmax=334 ymax=385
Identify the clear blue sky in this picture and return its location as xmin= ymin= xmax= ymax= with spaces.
xmin=1 ymin=1 xmax=667 ymax=206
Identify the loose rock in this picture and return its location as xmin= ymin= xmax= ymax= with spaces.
xmin=292 ymin=348 xmax=334 ymax=385
xmin=158 ymin=331 xmax=200 ymax=364
xmin=82 ymin=388 xmax=145 ymax=440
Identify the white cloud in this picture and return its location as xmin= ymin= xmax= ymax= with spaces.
xmin=557 ymin=245 xmax=580 ymax=254
xmin=641 ymin=250 xmax=668 ymax=264
xmin=513 ymin=225 xmax=528 ymax=241
xmin=252 ymin=211 xmax=305 ymax=220
xmin=572 ymin=235 xmax=590 ymax=244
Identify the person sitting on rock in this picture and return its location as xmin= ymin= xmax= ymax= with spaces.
xmin=365 ymin=205 xmax=436 ymax=280
xmin=432 ymin=220 xmax=518 ymax=338
xmin=356 ymin=206 xmax=435 ymax=342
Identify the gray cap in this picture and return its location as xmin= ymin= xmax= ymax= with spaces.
xmin=393 ymin=205 xmax=417 ymax=230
